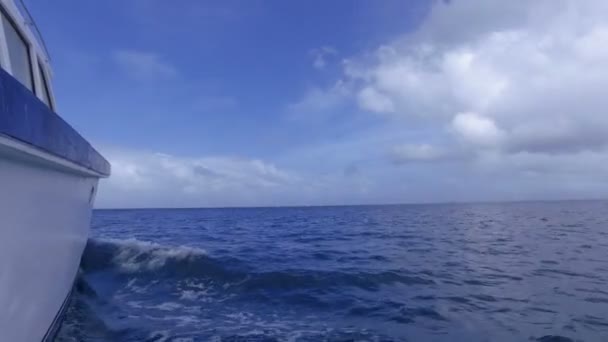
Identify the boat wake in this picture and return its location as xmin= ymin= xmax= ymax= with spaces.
xmin=81 ymin=238 xmax=223 ymax=276
xmin=56 ymin=238 xmax=402 ymax=342
xmin=80 ymin=238 xmax=436 ymax=293
xmin=56 ymin=237 xmax=579 ymax=342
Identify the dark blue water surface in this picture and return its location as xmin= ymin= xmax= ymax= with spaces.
xmin=57 ymin=201 xmax=608 ymax=342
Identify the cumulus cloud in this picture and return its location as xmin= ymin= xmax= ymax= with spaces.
xmin=101 ymin=0 xmax=608 ymax=207
xmin=451 ymin=112 xmax=504 ymax=148
xmin=358 ymin=87 xmax=395 ymax=113
xmin=95 ymin=145 xmax=406 ymax=208
xmin=96 ymin=142 xmax=608 ymax=208
xmin=286 ymin=82 xmax=349 ymax=121
xmin=272 ymin=0 xmax=608 ymax=203
xmin=97 ymin=149 xmax=298 ymax=208
xmin=390 ymin=143 xmax=446 ymax=163
xmin=113 ymin=50 xmax=177 ymax=80
xmin=343 ymin=0 xmax=608 ymax=157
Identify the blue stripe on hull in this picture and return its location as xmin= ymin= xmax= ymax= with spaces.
xmin=0 ymin=68 xmax=110 ymax=175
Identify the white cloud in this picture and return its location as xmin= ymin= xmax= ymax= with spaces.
xmin=451 ymin=112 xmax=504 ymax=148
xmin=113 ymin=50 xmax=177 ymax=80
xmin=286 ymin=82 xmax=349 ymax=121
xmin=99 ymin=0 xmax=608 ymax=207
xmin=342 ymin=0 xmax=608 ymax=158
xmin=95 ymin=145 xmax=404 ymax=208
xmin=358 ymin=87 xmax=395 ymax=113
xmin=390 ymin=143 xmax=445 ymax=163
xmin=309 ymin=46 xmax=338 ymax=69
xmin=96 ymin=140 xmax=608 ymax=207
xmin=97 ymin=149 xmax=298 ymax=208
xmin=273 ymin=0 xmax=608 ymax=202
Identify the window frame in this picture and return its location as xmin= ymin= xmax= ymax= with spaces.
xmin=0 ymin=3 xmax=35 ymax=92
xmin=37 ymin=59 xmax=54 ymax=110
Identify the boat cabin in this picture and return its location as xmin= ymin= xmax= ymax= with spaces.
xmin=0 ymin=0 xmax=54 ymax=110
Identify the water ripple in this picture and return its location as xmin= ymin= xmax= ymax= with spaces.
xmin=58 ymin=201 xmax=608 ymax=341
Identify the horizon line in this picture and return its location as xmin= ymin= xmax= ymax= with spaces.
xmin=94 ymin=197 xmax=608 ymax=211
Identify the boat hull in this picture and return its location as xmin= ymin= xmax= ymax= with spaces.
xmin=0 ymin=46 xmax=109 ymax=341
xmin=0 ymin=142 xmax=98 ymax=341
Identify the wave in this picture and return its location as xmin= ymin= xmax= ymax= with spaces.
xmin=81 ymin=238 xmax=434 ymax=293
xmin=81 ymin=238 xmax=244 ymax=284
xmin=82 ymin=238 xmax=208 ymax=272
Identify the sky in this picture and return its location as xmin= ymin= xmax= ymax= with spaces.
xmin=28 ymin=0 xmax=608 ymax=208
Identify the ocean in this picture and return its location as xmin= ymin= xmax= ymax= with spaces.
xmin=56 ymin=201 xmax=608 ymax=342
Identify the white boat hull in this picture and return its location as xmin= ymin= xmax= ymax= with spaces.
xmin=0 ymin=10 xmax=110 ymax=338
xmin=0 ymin=136 xmax=101 ymax=341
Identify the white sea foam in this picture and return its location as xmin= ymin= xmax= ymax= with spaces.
xmin=179 ymin=290 xmax=202 ymax=301
xmin=95 ymin=238 xmax=207 ymax=272
xmin=183 ymin=279 xmax=208 ymax=290
xmin=144 ymin=313 xmax=201 ymax=327
xmin=148 ymin=330 xmax=170 ymax=342
xmin=153 ymin=302 xmax=183 ymax=311
xmin=125 ymin=278 xmax=151 ymax=294
xmin=126 ymin=300 xmax=145 ymax=309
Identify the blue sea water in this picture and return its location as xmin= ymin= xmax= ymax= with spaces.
xmin=56 ymin=201 xmax=608 ymax=342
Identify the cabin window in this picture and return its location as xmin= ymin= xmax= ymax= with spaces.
xmin=38 ymin=61 xmax=52 ymax=108
xmin=1 ymin=11 xmax=33 ymax=91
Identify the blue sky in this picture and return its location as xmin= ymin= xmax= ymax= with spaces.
xmin=32 ymin=0 xmax=428 ymax=156
xmin=28 ymin=0 xmax=608 ymax=207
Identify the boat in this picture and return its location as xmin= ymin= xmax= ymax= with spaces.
xmin=0 ymin=0 xmax=110 ymax=340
